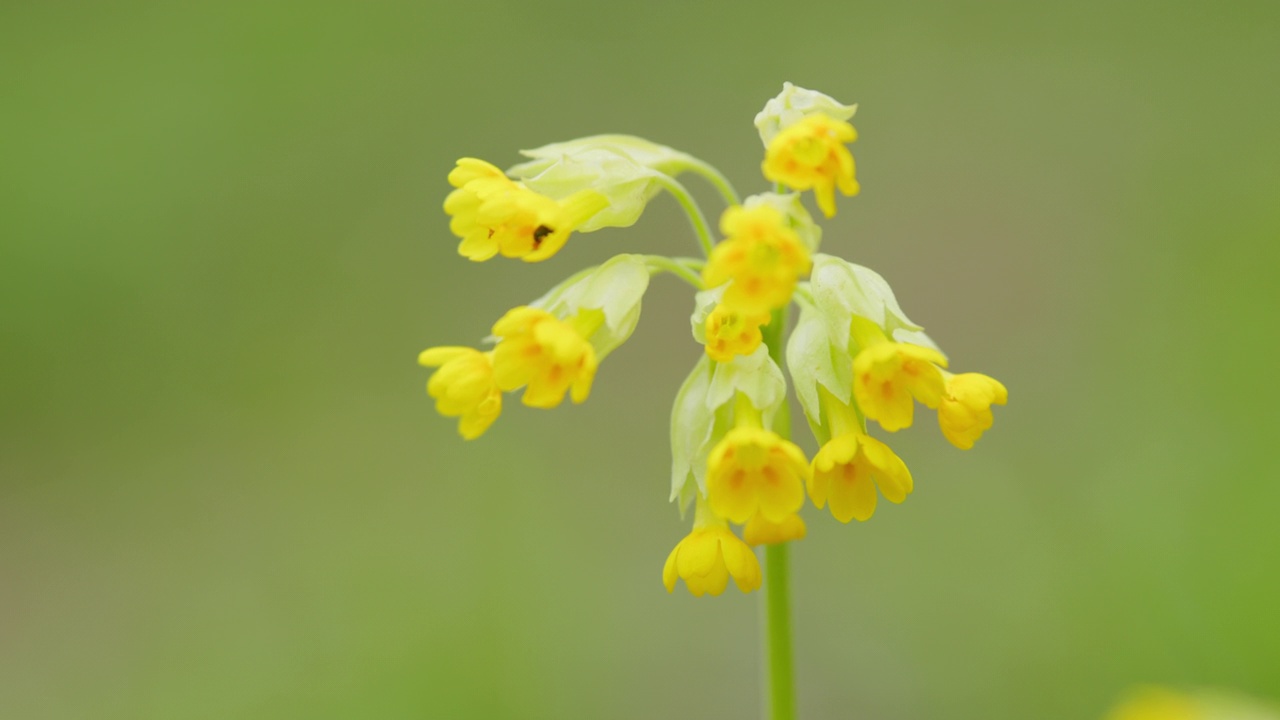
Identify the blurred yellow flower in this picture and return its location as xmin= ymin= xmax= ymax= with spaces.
xmin=703 ymin=204 xmax=811 ymax=314
xmin=704 ymin=303 xmax=771 ymax=362
xmin=762 ymin=113 xmax=859 ymax=218
xmin=417 ymin=347 xmax=502 ymax=440
xmin=937 ymin=371 xmax=1008 ymax=450
xmin=491 ymin=306 xmax=599 ymax=408
xmin=663 ymin=499 xmax=762 ymax=596
xmin=743 ymin=511 xmax=807 ymax=546
xmin=444 ymin=158 xmax=607 ymax=263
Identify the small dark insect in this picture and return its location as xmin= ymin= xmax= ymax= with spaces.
xmin=532 ymin=225 xmax=553 ymax=247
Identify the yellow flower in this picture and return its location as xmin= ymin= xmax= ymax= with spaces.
xmin=417 ymin=347 xmax=502 ymax=440
xmin=743 ymin=512 xmax=807 ymax=546
xmin=807 ymin=387 xmax=913 ymax=522
xmin=702 ymin=205 xmax=811 ymax=314
xmin=704 ymin=304 xmax=771 ymax=362
xmin=810 ymin=432 xmax=913 ymax=523
xmin=937 ymin=371 xmax=1008 ymax=450
xmin=491 ymin=306 xmax=599 ymax=408
xmin=663 ymin=498 xmax=761 ymax=596
xmin=851 ymin=317 xmax=948 ymax=432
xmin=706 ymin=410 xmax=809 ymax=525
xmin=443 ymin=158 xmax=607 ymax=263
xmin=762 ymin=113 xmax=859 ymax=218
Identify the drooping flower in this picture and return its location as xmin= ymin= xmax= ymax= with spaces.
xmin=663 ymin=497 xmax=762 ymax=596
xmin=703 ymin=303 xmax=771 ymax=362
xmin=705 ymin=395 xmax=809 ymax=524
xmin=418 ymin=347 xmax=502 ymax=440
xmin=491 ymin=306 xmax=600 ymax=408
xmin=762 ymin=113 xmax=859 ymax=218
xmin=808 ymin=388 xmax=913 ymax=522
xmin=443 ymin=158 xmax=607 ymax=263
xmin=743 ymin=511 xmax=807 ymax=546
xmin=851 ymin=317 xmax=948 ymax=432
xmin=703 ymin=204 xmax=811 ymax=314
xmin=937 ymin=371 xmax=1008 ymax=450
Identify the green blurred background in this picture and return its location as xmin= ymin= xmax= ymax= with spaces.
xmin=3 ymin=2 xmax=1279 ymax=718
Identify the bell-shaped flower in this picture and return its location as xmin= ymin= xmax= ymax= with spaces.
xmin=706 ymin=393 xmax=809 ymax=525
xmin=490 ymin=306 xmax=599 ymax=408
xmin=851 ymin=316 xmax=948 ymax=432
xmin=703 ymin=203 xmax=811 ymax=314
xmin=742 ymin=191 xmax=823 ymax=253
xmin=444 ymin=158 xmax=607 ymax=262
xmin=754 ymin=82 xmax=858 ymax=147
xmin=808 ymin=387 xmax=913 ymax=522
xmin=692 ymin=285 xmax=770 ymax=362
xmin=810 ymin=254 xmax=924 ymax=353
xmin=762 ymin=113 xmax=859 ymax=218
xmin=417 ymin=346 xmax=502 ymax=440
xmin=937 ymin=371 xmax=1008 ymax=449
xmin=663 ymin=497 xmax=762 ymax=596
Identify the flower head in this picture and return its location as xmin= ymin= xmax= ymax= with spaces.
xmin=743 ymin=512 xmax=807 ymax=546
xmin=663 ymin=499 xmax=762 ymax=596
xmin=704 ymin=304 xmax=771 ymax=362
xmin=762 ymin=113 xmax=859 ymax=218
xmin=703 ymin=204 xmax=811 ymax=314
xmin=810 ymin=431 xmax=913 ymax=523
xmin=444 ymin=158 xmax=607 ymax=263
xmin=937 ymin=372 xmax=1008 ymax=450
xmin=418 ymin=347 xmax=502 ymax=440
xmin=491 ymin=306 xmax=599 ymax=408
xmin=706 ymin=422 xmax=809 ymax=525
xmin=851 ymin=317 xmax=948 ymax=433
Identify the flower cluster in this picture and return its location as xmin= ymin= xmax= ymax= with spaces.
xmin=420 ymin=83 xmax=1008 ymax=597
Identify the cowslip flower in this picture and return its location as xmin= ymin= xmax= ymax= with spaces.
xmin=762 ymin=113 xmax=859 ymax=218
xmin=423 ymin=83 xmax=1014 ymax=719
xmin=417 ymin=347 xmax=501 ymax=440
xmin=703 ymin=204 xmax=811 ymax=314
xmin=937 ymin=371 xmax=1009 ymax=450
xmin=705 ymin=395 xmax=809 ymax=525
xmin=444 ymin=158 xmax=607 ymax=263
xmin=663 ymin=502 xmax=762 ymax=597
xmin=808 ymin=388 xmax=913 ymax=522
xmin=491 ymin=306 xmax=599 ymax=408
xmin=703 ymin=303 xmax=771 ymax=362
xmin=850 ymin=316 xmax=948 ymax=432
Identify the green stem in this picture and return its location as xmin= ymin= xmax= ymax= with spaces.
xmin=759 ymin=305 xmax=796 ymax=720
xmin=655 ymin=173 xmax=716 ymax=257
xmin=763 ymin=544 xmax=796 ymax=720
xmin=644 ymin=255 xmax=705 ymax=290
xmin=677 ymin=156 xmax=742 ymax=205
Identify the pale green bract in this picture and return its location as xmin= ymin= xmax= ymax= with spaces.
xmin=785 ymin=296 xmax=853 ymax=446
xmin=508 ymin=135 xmax=698 ymax=233
xmin=810 ymin=254 xmax=924 ymax=355
xmin=754 ymin=82 xmax=858 ymax=146
xmin=528 ymin=254 xmax=650 ymax=359
xmin=742 ymin=191 xmax=822 ymax=252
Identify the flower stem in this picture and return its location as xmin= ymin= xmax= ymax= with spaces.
xmin=763 ymin=543 xmax=796 ymax=720
xmin=644 ymin=255 xmax=705 ymax=290
xmin=678 ymin=156 xmax=742 ymax=205
xmin=655 ymin=173 xmax=716 ymax=257
xmin=760 ymin=305 xmax=797 ymax=720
